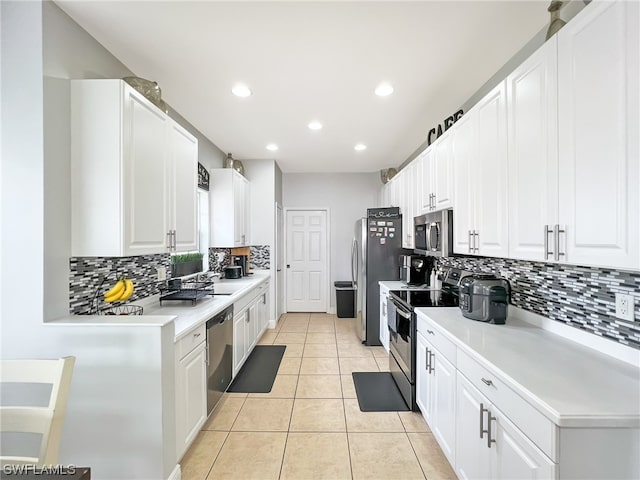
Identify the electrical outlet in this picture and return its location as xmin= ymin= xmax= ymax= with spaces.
xmin=156 ymin=267 xmax=166 ymax=281
xmin=615 ymin=293 xmax=635 ymax=321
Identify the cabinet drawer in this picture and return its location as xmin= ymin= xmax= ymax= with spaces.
xmin=457 ymin=349 xmax=557 ymax=461
xmin=416 ymin=315 xmax=456 ymax=366
xmin=177 ymin=324 xmax=206 ymax=359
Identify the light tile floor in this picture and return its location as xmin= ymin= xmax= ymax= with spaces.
xmin=181 ymin=314 xmax=457 ymax=480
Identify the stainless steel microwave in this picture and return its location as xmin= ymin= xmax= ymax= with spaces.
xmin=414 ymin=209 xmax=453 ymax=257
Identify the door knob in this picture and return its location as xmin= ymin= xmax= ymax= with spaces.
xmin=287 ymin=265 xmax=290 ymax=268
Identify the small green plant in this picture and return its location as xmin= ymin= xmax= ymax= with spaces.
xmin=171 ymin=252 xmax=204 ymax=264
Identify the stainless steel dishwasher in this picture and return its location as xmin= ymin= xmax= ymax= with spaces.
xmin=206 ymin=305 xmax=234 ymax=415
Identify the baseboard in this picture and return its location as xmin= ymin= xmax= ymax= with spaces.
xmin=168 ymin=464 xmax=181 ymax=480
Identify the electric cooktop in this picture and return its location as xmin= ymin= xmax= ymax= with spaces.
xmin=389 ymin=288 xmax=459 ymax=309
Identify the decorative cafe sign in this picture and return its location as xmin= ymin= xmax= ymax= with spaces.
xmin=427 ymin=109 xmax=464 ymax=146
xmin=197 ymin=163 xmax=210 ymax=191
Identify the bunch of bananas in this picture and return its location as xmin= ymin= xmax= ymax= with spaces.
xmin=104 ymin=277 xmax=135 ymax=303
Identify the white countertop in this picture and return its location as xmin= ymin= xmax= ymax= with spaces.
xmin=415 ymin=307 xmax=640 ymax=428
xmin=146 ymin=270 xmax=270 ymax=340
xmin=51 ymin=271 xmax=270 ymax=341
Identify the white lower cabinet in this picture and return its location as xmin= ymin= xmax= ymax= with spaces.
xmin=379 ymin=285 xmax=390 ymax=352
xmin=175 ymin=327 xmax=207 ymax=460
xmin=416 ymin=331 xmax=456 ymax=466
xmin=456 ymin=373 xmax=555 ymax=480
xmin=233 ymin=281 xmax=271 ymax=377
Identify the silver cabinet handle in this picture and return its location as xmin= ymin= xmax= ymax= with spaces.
xmin=172 ymin=230 xmax=177 ymax=250
xmin=487 ymin=410 xmax=496 ymax=448
xmin=468 ymin=230 xmax=472 ymax=253
xmin=193 ymin=332 xmax=201 ymax=338
xmin=480 ymin=402 xmax=488 ymax=439
xmin=426 ymin=329 xmax=435 ymax=335
xmin=246 ymin=311 xmax=250 ymax=323
xmin=474 ymin=231 xmax=479 ymax=253
xmin=481 ymin=377 xmax=493 ymax=386
xmin=554 ymin=224 xmax=566 ymax=261
xmin=425 ymin=346 xmax=430 ymax=371
xmin=544 ymin=225 xmax=554 ymax=260
xmin=428 ymin=351 xmax=435 ymax=374
xmin=167 ymin=231 xmax=173 ymax=250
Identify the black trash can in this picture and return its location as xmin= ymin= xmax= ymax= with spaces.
xmin=334 ymin=281 xmax=356 ymax=318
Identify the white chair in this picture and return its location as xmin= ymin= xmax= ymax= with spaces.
xmin=0 ymin=356 xmax=75 ymax=467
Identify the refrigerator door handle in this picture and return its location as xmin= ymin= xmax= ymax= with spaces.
xmin=351 ymin=237 xmax=358 ymax=284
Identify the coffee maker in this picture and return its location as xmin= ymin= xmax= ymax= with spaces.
xmin=399 ymin=255 xmax=432 ymax=286
xmin=233 ymin=255 xmax=249 ymax=276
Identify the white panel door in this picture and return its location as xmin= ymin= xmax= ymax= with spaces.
xmin=434 ymin=134 xmax=454 ymax=211
xmin=507 ymin=37 xmax=559 ymax=261
xmin=276 ymin=203 xmax=285 ymax=321
xmin=432 ymin=350 xmax=457 ymax=467
xmin=168 ymin=121 xmax=198 ymax=252
xmin=420 ymin=149 xmax=433 ymax=213
xmin=286 ymin=210 xmax=328 ymax=312
xmin=123 ymin=90 xmax=169 ymax=255
xmin=452 ymin=112 xmax=478 ymax=255
xmin=176 ymin=342 xmax=206 ymax=460
xmin=456 ymin=373 xmax=492 ymax=480
xmin=233 ymin=174 xmax=245 ymax=246
xmin=558 ymin=0 xmax=639 ymax=270
xmin=476 ymin=81 xmax=509 ymax=258
xmin=415 ymin=332 xmax=433 ymax=425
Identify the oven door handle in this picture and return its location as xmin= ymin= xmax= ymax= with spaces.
xmin=395 ymin=307 xmax=411 ymax=319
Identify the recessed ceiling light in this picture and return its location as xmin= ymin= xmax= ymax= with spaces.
xmin=266 ymin=144 xmax=279 ymax=151
xmin=374 ymin=83 xmax=394 ymax=97
xmin=231 ymin=84 xmax=252 ymax=98
xmin=354 ymin=144 xmax=367 ymax=151
xmin=308 ymin=121 xmax=323 ymax=131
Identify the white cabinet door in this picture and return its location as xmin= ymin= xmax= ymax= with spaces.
xmin=379 ymin=290 xmax=389 ymax=352
xmin=233 ymin=310 xmax=247 ymax=376
xmin=247 ymin=301 xmax=259 ymax=351
xmin=123 ymin=88 xmax=170 ymax=256
xmin=388 ymin=176 xmax=399 ymax=208
xmin=211 ymin=169 xmax=251 ymax=248
xmin=434 ymin=134 xmax=454 ymax=211
xmin=558 ymin=0 xmax=640 ymax=270
xmin=432 ymin=348 xmax=457 ymax=466
xmin=168 ymin=120 xmax=198 ymax=252
xmin=176 ymin=341 xmax=206 ymax=460
xmin=452 ymin=111 xmax=478 ymax=255
xmin=415 ymin=331 xmax=433 ymax=425
xmin=475 ymin=81 xmax=509 ymax=258
xmin=401 ymin=163 xmax=417 ymax=248
xmin=507 ymin=38 xmax=559 ymax=262
xmin=492 ymin=407 xmax=556 ymax=480
xmin=420 ymin=150 xmax=433 ymax=213
xmin=456 ymin=373 xmax=492 ymax=480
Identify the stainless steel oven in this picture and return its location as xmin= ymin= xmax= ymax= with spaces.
xmin=387 ymin=294 xmax=416 ymax=410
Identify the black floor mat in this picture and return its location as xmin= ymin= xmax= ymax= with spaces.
xmin=227 ymin=345 xmax=286 ymax=393
xmin=352 ymin=372 xmax=410 ymax=412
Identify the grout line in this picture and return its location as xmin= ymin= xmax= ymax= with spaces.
xmin=406 ymin=431 xmax=429 ymax=480
xmin=203 ymin=430 xmax=230 ymax=480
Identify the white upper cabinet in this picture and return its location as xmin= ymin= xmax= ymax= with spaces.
xmin=452 ymin=82 xmax=509 ymax=258
xmin=210 ymin=169 xmax=250 ymax=247
xmin=475 ymin=81 xmax=509 ymax=258
xmin=71 ymin=80 xmax=197 ymax=257
xmin=507 ymin=37 xmax=559 ymax=261
xmin=557 ymin=0 xmax=639 ymax=270
xmin=168 ymin=122 xmax=198 ymax=252
xmin=452 ymin=111 xmax=478 ymax=255
xmin=420 ymin=136 xmax=454 ymax=214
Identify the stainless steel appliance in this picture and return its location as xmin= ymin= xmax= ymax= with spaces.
xmin=459 ymin=273 xmax=510 ymax=324
xmin=388 ymin=267 xmax=468 ymax=410
xmin=352 ymin=207 xmax=405 ymax=345
xmin=233 ymin=255 xmax=249 ymax=276
xmin=206 ymin=305 xmax=233 ymax=414
xmin=399 ymin=254 xmax=433 ymax=286
xmin=223 ymin=266 xmax=243 ymax=279
xmin=414 ymin=209 xmax=453 ymax=257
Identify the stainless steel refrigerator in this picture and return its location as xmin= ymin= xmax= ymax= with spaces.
xmin=351 ymin=207 xmax=404 ymax=345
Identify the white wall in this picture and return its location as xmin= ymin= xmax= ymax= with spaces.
xmin=282 ymin=172 xmax=380 ymax=310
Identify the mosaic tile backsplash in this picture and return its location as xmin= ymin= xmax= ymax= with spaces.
xmin=209 ymin=245 xmax=270 ymax=272
xmin=70 ymin=254 xmax=170 ymax=315
xmin=438 ymin=256 xmax=640 ymax=349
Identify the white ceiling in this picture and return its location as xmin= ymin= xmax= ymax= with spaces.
xmin=55 ymin=1 xmax=550 ymax=173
